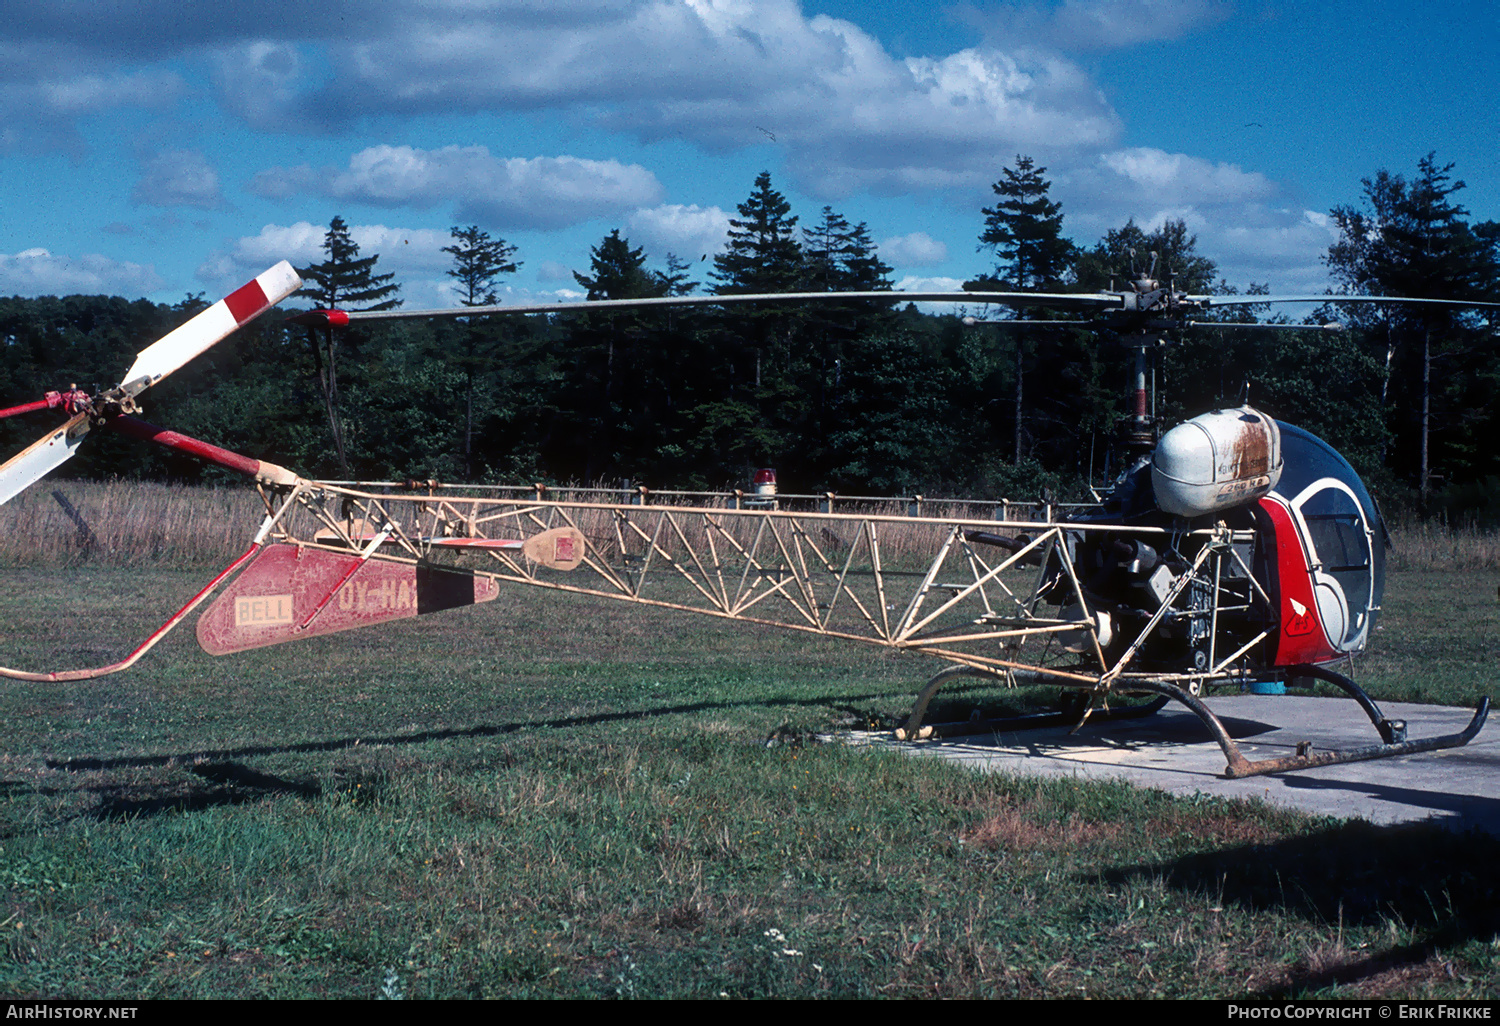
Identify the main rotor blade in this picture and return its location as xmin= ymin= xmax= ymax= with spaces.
xmin=287 ymin=289 xmax=1125 ymax=326
xmin=0 ymin=412 xmax=90 ymax=506
xmin=119 ymin=261 xmax=303 ymax=396
xmin=1188 ymin=294 xmax=1500 ymax=310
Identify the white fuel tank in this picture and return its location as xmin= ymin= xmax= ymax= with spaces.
xmin=1151 ymin=407 xmax=1283 ymax=518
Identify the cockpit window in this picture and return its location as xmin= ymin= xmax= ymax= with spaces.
xmin=1274 ymin=423 xmax=1385 ymax=648
xmin=1300 ymin=486 xmax=1371 ymax=638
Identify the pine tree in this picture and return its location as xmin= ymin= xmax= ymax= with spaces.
xmin=802 ymin=207 xmax=892 ymax=292
xmin=1327 ymin=154 xmax=1499 ymax=505
xmin=296 ymin=215 xmax=401 ymax=311
xmin=295 ymin=216 xmax=402 ymax=475
xmin=966 ymin=157 xmax=1077 ymax=464
xmin=444 ymin=224 xmax=519 ymax=306
xmin=712 ymin=172 xmax=802 ymax=295
xmin=559 ymin=230 xmax=674 ymax=480
xmin=972 ymin=156 xmax=1075 ymax=290
xmin=573 ymin=229 xmax=663 ymax=301
xmin=711 ymin=172 xmax=803 ymax=404
xmin=658 ymin=253 xmax=700 ymax=297
xmin=796 ymin=207 xmax=897 ymax=477
xmin=443 ymin=225 xmax=519 ymax=478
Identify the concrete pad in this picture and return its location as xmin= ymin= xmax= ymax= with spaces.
xmin=845 ymin=695 xmax=1499 ymax=835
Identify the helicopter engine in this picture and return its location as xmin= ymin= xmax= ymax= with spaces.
xmin=1041 ymin=409 xmax=1384 ymax=677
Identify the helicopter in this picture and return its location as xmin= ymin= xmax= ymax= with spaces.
xmin=0 ymin=257 xmax=1491 ymax=778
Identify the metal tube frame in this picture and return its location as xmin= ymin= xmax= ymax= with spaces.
xmin=7 ymin=477 xmax=1487 ymax=777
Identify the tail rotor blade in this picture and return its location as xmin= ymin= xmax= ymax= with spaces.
xmin=0 ymin=412 xmax=91 ymax=506
xmin=119 ymin=261 xmax=302 ymax=396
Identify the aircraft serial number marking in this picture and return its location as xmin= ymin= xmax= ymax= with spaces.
xmin=338 ymin=578 xmax=415 ymax=612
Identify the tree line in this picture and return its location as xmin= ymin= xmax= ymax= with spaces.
xmin=2 ymin=158 xmax=1497 ymax=521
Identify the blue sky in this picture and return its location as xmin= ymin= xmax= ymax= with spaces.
xmin=1 ymin=0 xmax=1495 ymax=310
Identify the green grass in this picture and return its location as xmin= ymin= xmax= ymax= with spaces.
xmin=0 ymin=565 xmax=1496 ymax=999
xmin=1355 ymin=571 xmax=1500 ymax=707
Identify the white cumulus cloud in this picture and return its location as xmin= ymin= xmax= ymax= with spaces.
xmin=209 ymin=1 xmax=1121 ymax=198
xmin=890 ymin=274 xmax=975 ymax=313
xmin=1061 ymin=148 xmax=1307 ymax=291
xmin=0 ymin=248 xmax=163 ymax=297
xmin=250 ymin=145 xmax=664 ymax=230
xmin=626 ymin=203 xmax=732 ymax=261
xmin=880 ymin=232 xmax=948 ymax=267
xmin=1210 ymin=207 xmax=1343 ymax=294
xmin=198 ymin=221 xmax=455 ymax=295
xmin=1096 ymin=148 xmax=1274 ymax=206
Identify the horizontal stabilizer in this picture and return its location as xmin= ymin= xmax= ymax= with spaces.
xmin=196 ymin=543 xmax=497 ymax=656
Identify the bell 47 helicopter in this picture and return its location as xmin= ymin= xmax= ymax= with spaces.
xmin=0 ymin=257 xmax=1491 ymax=778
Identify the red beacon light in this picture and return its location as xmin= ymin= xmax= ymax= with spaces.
xmin=752 ymin=468 xmax=777 ymax=498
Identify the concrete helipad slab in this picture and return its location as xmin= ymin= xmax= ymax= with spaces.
xmin=847 ymin=695 xmax=1499 ymax=835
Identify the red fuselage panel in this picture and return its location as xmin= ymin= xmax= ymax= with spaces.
xmin=1257 ymin=495 xmax=1338 ymax=667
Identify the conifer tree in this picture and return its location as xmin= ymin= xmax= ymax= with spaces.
xmin=445 ymin=224 xmax=518 ymax=306
xmin=712 ymin=172 xmax=803 ymax=398
xmin=296 ymin=215 xmax=402 ymax=311
xmin=803 ymin=207 xmax=893 ymax=293
xmin=1327 ymin=154 xmax=1500 ymax=504
xmin=712 ymin=171 xmax=802 ymax=295
xmin=558 ymin=230 xmax=674 ymax=480
xmin=797 ymin=206 xmax=896 ymax=476
xmin=295 ymin=216 xmax=401 ymax=475
xmin=972 ymin=156 xmax=1075 ymax=291
xmin=966 ymin=157 xmax=1076 ymax=464
xmin=443 ymin=225 xmax=519 ymax=478
xmin=573 ymin=229 xmax=663 ymax=301
xmin=658 ymin=253 xmax=700 ymax=297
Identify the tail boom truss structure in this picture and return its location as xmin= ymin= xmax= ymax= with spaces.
xmin=4 ymin=480 xmax=1486 ymax=778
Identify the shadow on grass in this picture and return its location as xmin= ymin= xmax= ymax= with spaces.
xmin=1098 ymin=820 xmax=1500 ymax=995
xmin=46 ymin=692 xmax=897 ymax=773
xmin=87 ymin=761 xmax=322 ymax=821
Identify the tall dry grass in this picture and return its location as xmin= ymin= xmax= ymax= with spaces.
xmin=0 ymin=482 xmax=1054 ymax=570
xmin=1387 ymin=521 xmax=1500 ymax=571
xmin=0 ymin=479 xmax=261 ymax=567
xmin=8 ymin=480 xmax=1494 ymax=572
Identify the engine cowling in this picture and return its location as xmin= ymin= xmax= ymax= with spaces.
xmin=1151 ymin=406 xmax=1282 ymax=518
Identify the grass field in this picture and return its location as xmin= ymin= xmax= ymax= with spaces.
xmin=1 ymin=500 xmax=1497 ymax=998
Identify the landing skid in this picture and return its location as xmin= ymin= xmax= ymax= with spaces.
xmin=894 ymin=663 xmax=1490 ymax=779
xmin=893 ymin=665 xmax=1170 ymax=741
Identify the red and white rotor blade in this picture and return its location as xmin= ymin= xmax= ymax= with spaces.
xmin=119 ymin=261 xmax=302 ymax=396
xmin=0 ymin=412 xmax=91 ymax=507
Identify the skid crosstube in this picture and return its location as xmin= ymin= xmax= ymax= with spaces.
xmin=895 ymin=663 xmax=1490 ymax=779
